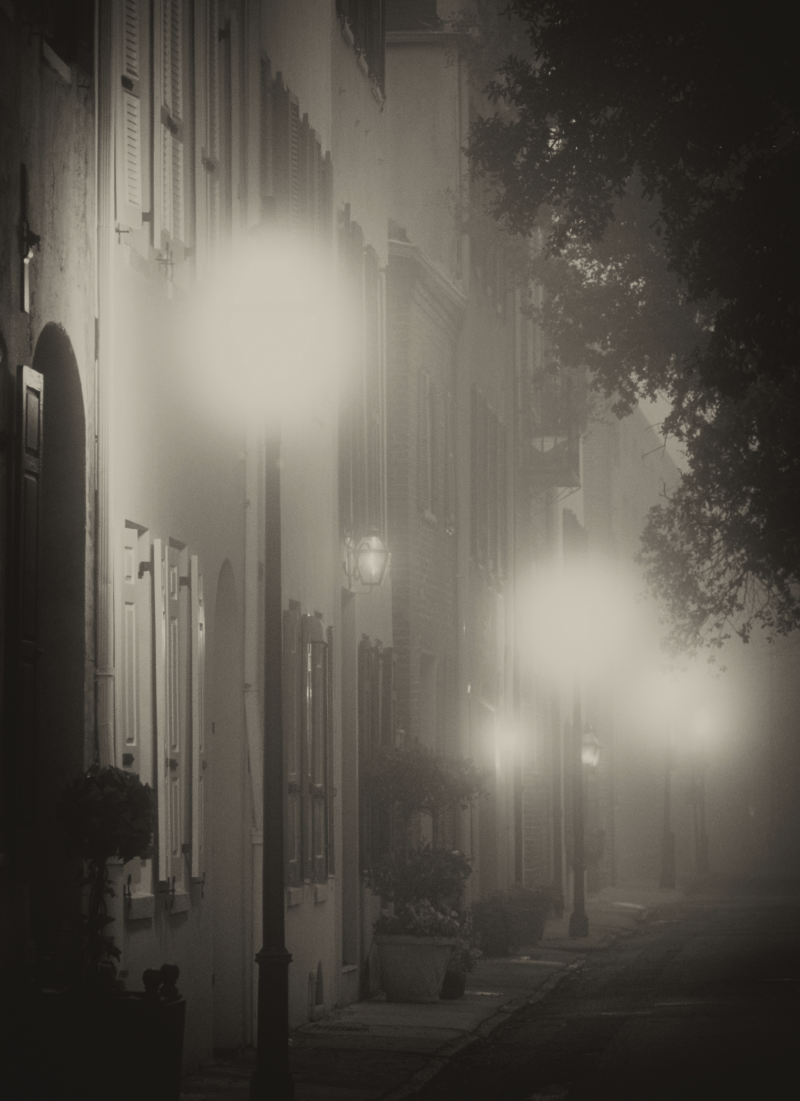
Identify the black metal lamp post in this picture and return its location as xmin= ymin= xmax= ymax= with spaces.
xmin=569 ymin=697 xmax=601 ymax=938
xmin=250 ymin=427 xmax=294 ymax=1100
xmin=660 ymin=732 xmax=677 ymax=889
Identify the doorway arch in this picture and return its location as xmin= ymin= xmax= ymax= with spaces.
xmin=30 ymin=323 xmax=87 ymax=949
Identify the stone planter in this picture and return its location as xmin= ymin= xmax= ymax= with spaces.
xmin=373 ymin=934 xmax=455 ymax=1003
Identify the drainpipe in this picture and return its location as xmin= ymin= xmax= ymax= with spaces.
xmin=94 ymin=0 xmax=115 ymax=768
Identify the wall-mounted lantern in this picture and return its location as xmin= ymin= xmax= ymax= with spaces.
xmin=344 ymin=532 xmax=391 ymax=591
xmin=581 ymin=726 xmax=601 ymax=769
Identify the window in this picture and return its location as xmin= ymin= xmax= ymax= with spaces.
xmin=471 ymin=388 xmax=507 ymax=580
xmin=115 ymin=0 xmax=151 ymax=246
xmin=118 ymin=526 xmax=206 ymax=913
xmin=336 ymin=0 xmax=386 ymax=94
xmin=444 ymin=390 xmax=456 ymax=534
xmin=418 ymin=370 xmax=435 ymax=518
xmin=338 ymin=209 xmax=387 ymax=541
xmin=283 ymin=606 xmax=333 ymax=885
xmin=154 ymin=0 xmax=190 ymax=251
xmin=358 ymin=638 xmax=395 ymax=869
xmin=194 ymin=0 xmax=220 ymax=281
xmin=265 ymin=67 xmax=334 ymax=239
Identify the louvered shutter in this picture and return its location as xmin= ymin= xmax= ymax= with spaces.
xmin=8 ymin=367 xmax=43 ymax=860
xmin=303 ymin=615 xmax=328 ymax=884
xmin=190 ymin=555 xmax=206 ymax=879
xmin=283 ymin=606 xmax=303 ymax=885
xmin=120 ymin=526 xmax=154 ymax=901
xmin=116 ymin=0 xmax=143 ymax=229
xmin=165 ymin=543 xmax=185 ymax=887
xmin=357 ymin=636 xmax=373 ymax=868
xmin=151 ymin=538 xmax=170 ymax=881
xmin=325 ymin=625 xmax=335 ymax=876
xmin=120 ymin=527 xmax=142 ymax=767
xmin=154 ymin=0 xmax=186 ymax=247
xmin=194 ymin=0 xmax=219 ymax=280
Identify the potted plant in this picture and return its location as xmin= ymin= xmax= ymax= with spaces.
xmin=372 ymin=900 xmax=461 ymax=1002
xmin=362 ymin=739 xmax=486 ymax=1002
xmin=30 ymin=765 xmax=186 ymax=1101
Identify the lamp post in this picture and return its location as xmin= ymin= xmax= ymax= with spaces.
xmin=569 ymin=715 xmax=601 ymax=937
xmin=659 ymin=728 xmax=677 ymax=889
xmin=691 ymin=709 xmax=712 ymax=878
xmin=193 ymin=227 xmax=346 ymax=1101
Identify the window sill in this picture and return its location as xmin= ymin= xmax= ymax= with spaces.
xmin=287 ymin=886 xmax=304 ymax=908
xmin=126 ymin=894 xmax=155 ymax=922
xmin=168 ymin=891 xmax=191 ymax=915
xmin=314 ymin=883 xmax=328 ymax=904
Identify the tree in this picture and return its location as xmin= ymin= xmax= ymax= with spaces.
xmin=466 ymin=0 xmax=800 ymax=651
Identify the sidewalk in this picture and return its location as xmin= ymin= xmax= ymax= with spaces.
xmin=180 ymin=886 xmax=679 ymax=1101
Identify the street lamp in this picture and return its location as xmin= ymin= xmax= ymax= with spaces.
xmin=344 ymin=532 xmax=391 ymax=590
xmin=692 ymin=708 xmax=713 ymax=877
xmin=521 ymin=551 xmax=635 ymax=939
xmin=192 ymin=227 xmax=348 ymax=1101
xmin=569 ymin=719 xmax=601 ymax=937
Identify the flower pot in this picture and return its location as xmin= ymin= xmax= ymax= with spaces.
xmin=373 ymin=934 xmax=455 ymax=1003
xmin=440 ymin=969 xmax=467 ymax=999
xmin=28 ymin=988 xmax=186 ymax=1100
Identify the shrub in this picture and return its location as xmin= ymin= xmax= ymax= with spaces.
xmin=365 ymin=844 xmax=472 ymax=911
xmin=471 ymin=886 xmax=553 ymax=957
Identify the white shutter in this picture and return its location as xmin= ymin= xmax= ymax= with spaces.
xmin=154 ymin=0 xmax=186 ymax=247
xmin=120 ymin=527 xmax=141 ymax=765
xmin=165 ymin=543 xmax=185 ymax=887
xmin=190 ymin=554 xmax=206 ymax=879
xmin=116 ymin=0 xmax=143 ymax=228
xmin=195 ymin=0 xmax=220 ymax=280
xmin=152 ymin=538 xmax=170 ymax=881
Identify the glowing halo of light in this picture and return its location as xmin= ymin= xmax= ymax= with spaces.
xmin=187 ymin=226 xmax=357 ymax=428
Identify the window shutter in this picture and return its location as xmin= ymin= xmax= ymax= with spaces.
xmin=120 ymin=527 xmax=142 ymax=766
xmin=154 ymin=0 xmax=186 ymax=248
xmin=302 ymin=615 xmax=325 ymax=881
xmin=418 ymin=371 xmax=433 ymax=515
xmin=8 ymin=367 xmax=43 ymax=860
xmin=325 ymin=625 xmax=335 ymax=876
xmin=190 ymin=554 xmax=206 ymax=879
xmin=165 ymin=543 xmax=186 ymax=887
xmin=116 ymin=0 xmax=143 ymax=229
xmin=194 ymin=0 xmax=220 ymax=281
xmin=120 ymin=526 xmax=154 ymax=899
xmin=283 ymin=606 xmax=303 ymax=885
xmin=380 ymin=646 xmax=395 ymax=748
xmin=305 ymin=618 xmax=328 ymax=884
xmin=151 ymin=538 xmax=170 ymax=880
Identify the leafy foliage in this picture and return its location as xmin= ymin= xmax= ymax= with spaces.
xmin=362 ymin=739 xmax=488 ymax=830
xmin=55 ymin=766 xmax=154 ymax=990
xmin=365 ymin=844 xmax=473 ymax=912
xmin=466 ymin=0 xmax=800 ymax=651
xmin=373 ymin=900 xmax=461 ymax=939
xmin=471 ymin=886 xmax=553 ymax=957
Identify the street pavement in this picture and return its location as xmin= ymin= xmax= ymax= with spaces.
xmin=180 ymin=886 xmax=669 ymax=1100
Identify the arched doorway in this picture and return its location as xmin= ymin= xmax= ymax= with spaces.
xmin=30 ymin=323 xmax=87 ymax=953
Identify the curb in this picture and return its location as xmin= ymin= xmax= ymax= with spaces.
xmin=379 ymin=961 xmax=583 ymax=1101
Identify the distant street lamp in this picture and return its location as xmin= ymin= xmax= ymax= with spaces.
xmin=569 ymin=718 xmax=601 ymax=937
xmin=521 ymin=545 xmax=636 ymax=939
xmin=691 ymin=709 xmax=713 ymax=877
xmin=659 ymin=729 xmax=677 ymax=889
